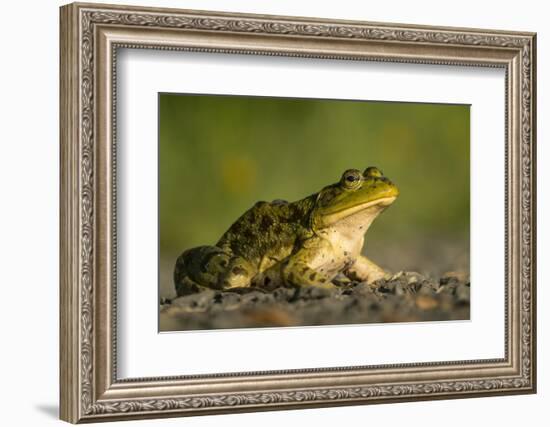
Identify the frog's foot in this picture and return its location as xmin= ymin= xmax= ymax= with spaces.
xmin=174 ymin=276 xmax=212 ymax=297
xmin=344 ymin=255 xmax=390 ymax=284
xmin=218 ymin=257 xmax=256 ymax=289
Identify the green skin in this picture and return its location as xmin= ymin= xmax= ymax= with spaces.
xmin=174 ymin=167 xmax=399 ymax=296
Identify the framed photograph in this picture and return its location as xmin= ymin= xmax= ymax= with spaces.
xmin=60 ymin=2 xmax=537 ymax=423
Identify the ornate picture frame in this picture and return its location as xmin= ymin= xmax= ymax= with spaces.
xmin=60 ymin=2 xmax=536 ymax=423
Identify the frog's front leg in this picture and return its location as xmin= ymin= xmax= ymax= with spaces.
xmin=345 ymin=255 xmax=389 ymax=284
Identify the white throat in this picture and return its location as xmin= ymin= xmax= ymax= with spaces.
xmin=322 ymin=205 xmax=385 ymax=257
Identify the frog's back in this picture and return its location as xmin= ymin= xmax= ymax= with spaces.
xmin=216 ymin=197 xmax=314 ymax=263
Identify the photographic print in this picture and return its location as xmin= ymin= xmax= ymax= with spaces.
xmin=159 ymin=94 xmax=470 ymax=331
xmin=60 ymin=4 xmax=536 ymax=421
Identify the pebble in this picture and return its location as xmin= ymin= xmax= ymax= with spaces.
xmin=161 ymin=271 xmax=470 ymax=330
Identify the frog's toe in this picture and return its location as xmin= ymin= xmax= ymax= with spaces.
xmin=345 ymin=255 xmax=389 ymax=284
xmin=221 ymin=274 xmax=251 ymax=289
xmin=251 ymin=271 xmax=283 ymax=291
xmin=219 ymin=258 xmax=256 ymax=289
xmin=365 ymin=270 xmax=390 ymax=284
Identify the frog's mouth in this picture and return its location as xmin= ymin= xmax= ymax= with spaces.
xmin=319 ymin=195 xmax=397 ymax=227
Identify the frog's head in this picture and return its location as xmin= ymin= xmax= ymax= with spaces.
xmin=311 ymin=167 xmax=399 ymax=232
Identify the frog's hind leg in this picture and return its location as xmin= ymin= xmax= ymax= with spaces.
xmin=174 ymin=246 xmax=230 ymax=296
xmin=252 ymin=250 xmax=337 ymax=290
xmin=345 ymin=255 xmax=389 ymax=284
xmin=282 ymin=258 xmax=337 ymax=288
xmin=174 ymin=246 xmax=256 ymax=296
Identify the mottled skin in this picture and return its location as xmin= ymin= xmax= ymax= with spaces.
xmin=174 ymin=167 xmax=399 ymax=296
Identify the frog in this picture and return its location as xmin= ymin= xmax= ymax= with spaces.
xmin=174 ymin=166 xmax=399 ymax=296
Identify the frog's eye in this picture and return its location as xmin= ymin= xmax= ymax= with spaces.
xmin=364 ymin=166 xmax=383 ymax=178
xmin=341 ymin=169 xmax=363 ymax=189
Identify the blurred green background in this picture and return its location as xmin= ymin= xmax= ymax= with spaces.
xmin=159 ymin=94 xmax=469 ymax=296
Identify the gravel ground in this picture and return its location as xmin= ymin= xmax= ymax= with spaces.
xmin=159 ymin=271 xmax=469 ymax=331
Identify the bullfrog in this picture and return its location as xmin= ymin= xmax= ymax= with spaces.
xmin=174 ymin=166 xmax=398 ymax=296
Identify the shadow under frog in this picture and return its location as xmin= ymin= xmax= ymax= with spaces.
xmin=174 ymin=167 xmax=399 ymax=296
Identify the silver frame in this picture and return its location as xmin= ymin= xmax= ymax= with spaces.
xmin=60 ymin=2 xmax=536 ymax=423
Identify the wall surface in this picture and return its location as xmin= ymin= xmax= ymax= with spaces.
xmin=0 ymin=0 xmax=546 ymax=425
